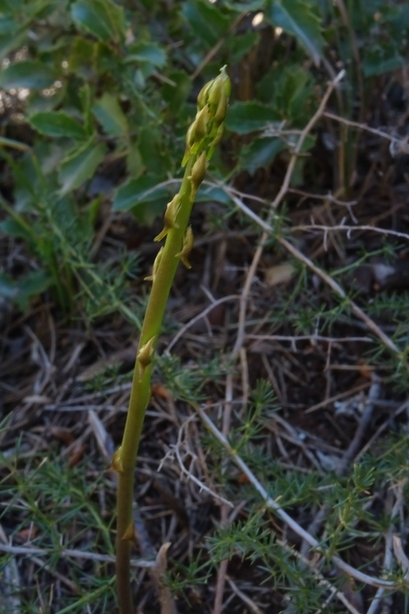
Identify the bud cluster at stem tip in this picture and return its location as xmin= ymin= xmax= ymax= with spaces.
xmin=182 ymin=66 xmax=231 ymax=167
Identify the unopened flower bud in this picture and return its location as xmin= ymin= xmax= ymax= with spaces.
xmin=197 ymin=81 xmax=211 ymax=109
xmin=112 ymin=447 xmax=123 ymax=473
xmin=183 ymin=106 xmax=209 ymax=165
xmin=137 ymin=335 xmax=156 ymax=378
xmin=209 ymin=123 xmax=225 ymax=150
xmin=208 ymin=66 xmax=230 ymax=116
xmin=122 ymin=521 xmax=135 ymax=542
xmin=213 ymin=94 xmax=228 ymax=125
xmin=144 ymin=246 xmax=164 ymax=282
xmin=185 ymin=122 xmax=195 ymax=148
xmin=190 ymin=152 xmax=207 ymax=198
xmin=154 ymin=194 xmax=181 ymax=242
xmin=183 ymin=67 xmax=230 ymax=166
xmin=192 ymin=106 xmax=209 ymax=142
xmin=177 ymin=226 xmax=194 ymax=269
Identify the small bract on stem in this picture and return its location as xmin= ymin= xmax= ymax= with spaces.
xmin=114 ymin=67 xmax=231 ymax=614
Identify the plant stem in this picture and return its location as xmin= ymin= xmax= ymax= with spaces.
xmin=115 ymin=158 xmax=195 ymax=614
xmin=114 ymin=66 xmax=231 ymax=614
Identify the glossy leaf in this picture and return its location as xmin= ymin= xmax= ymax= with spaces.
xmin=0 ymin=15 xmax=17 ymax=33
xmin=224 ymin=0 xmax=264 ymax=10
xmin=0 ymin=30 xmax=27 ymax=62
xmin=266 ymin=0 xmax=324 ymax=66
xmin=71 ymin=0 xmax=125 ymax=43
xmin=29 ymin=111 xmax=86 ymax=140
xmin=226 ymin=102 xmax=280 ymax=134
xmin=0 ymin=269 xmax=52 ymax=310
xmin=58 ymin=138 xmax=107 ymax=195
xmin=182 ymin=0 xmax=230 ymax=46
xmin=195 ymin=184 xmax=232 ymax=205
xmin=15 ymin=270 xmax=52 ymax=311
xmin=240 ymin=137 xmax=286 ymax=174
xmin=363 ymin=46 xmax=405 ymax=77
xmin=138 ymin=125 xmax=172 ymax=174
xmin=0 ymin=60 xmax=56 ymax=89
xmin=127 ymin=41 xmax=167 ymax=68
xmin=68 ymin=36 xmax=98 ymax=78
xmin=0 ymin=0 xmax=22 ymax=13
xmin=0 ymin=272 xmax=19 ymax=299
xmin=228 ymin=31 xmax=259 ymax=64
xmin=92 ymin=93 xmax=128 ymax=137
xmin=0 ymin=217 xmax=37 ymax=243
xmin=113 ymin=176 xmax=173 ymax=213
xmin=161 ymin=70 xmax=191 ymax=113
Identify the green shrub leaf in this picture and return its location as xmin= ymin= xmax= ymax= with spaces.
xmin=0 ymin=60 xmax=56 ymax=89
xmin=224 ymin=0 xmax=264 ymax=10
xmin=0 ymin=272 xmax=19 ymax=299
xmin=92 ymin=93 xmax=129 ymax=137
xmin=29 ymin=111 xmax=86 ymax=140
xmin=71 ymin=0 xmax=125 ymax=43
xmin=113 ymin=176 xmax=173 ymax=213
xmin=182 ymin=0 xmax=230 ymax=46
xmin=0 ymin=217 xmax=37 ymax=243
xmin=127 ymin=41 xmax=167 ymax=68
xmin=226 ymin=102 xmax=280 ymax=134
xmin=58 ymin=138 xmax=107 ymax=195
xmin=0 ymin=270 xmax=52 ymax=310
xmin=196 ymin=185 xmax=232 ymax=205
xmin=363 ymin=46 xmax=405 ymax=77
xmin=240 ymin=137 xmax=286 ymax=174
xmin=266 ymin=0 xmax=324 ymax=66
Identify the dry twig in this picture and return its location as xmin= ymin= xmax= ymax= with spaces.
xmin=196 ymin=404 xmax=398 ymax=591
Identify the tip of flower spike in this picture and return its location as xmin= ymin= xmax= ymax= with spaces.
xmin=197 ymin=66 xmax=230 ymax=111
xmin=216 ymin=65 xmax=231 ymax=99
xmin=185 ymin=67 xmax=230 ymax=167
xmin=219 ymin=65 xmax=229 ymax=80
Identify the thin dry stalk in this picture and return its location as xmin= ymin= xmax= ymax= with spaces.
xmin=212 ymin=373 xmax=235 ymax=614
xmin=271 ymin=70 xmax=345 ymax=211
xmin=324 ymin=111 xmax=409 ymax=150
xmin=151 ymin=543 xmax=177 ymax=614
xmin=292 ymin=223 xmax=409 ymax=243
xmin=224 ymin=188 xmax=402 ymax=357
xmin=276 ymin=540 xmax=363 ymax=614
xmin=226 ymin=576 xmax=263 ymax=614
xmin=0 ymin=544 xmax=154 ymax=567
xmin=196 ymin=404 xmax=398 ymax=591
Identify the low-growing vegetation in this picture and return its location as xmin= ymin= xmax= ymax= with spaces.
xmin=1 ymin=1 xmax=409 ymax=613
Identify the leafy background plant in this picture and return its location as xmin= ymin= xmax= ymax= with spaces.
xmin=1 ymin=0 xmax=409 ymax=612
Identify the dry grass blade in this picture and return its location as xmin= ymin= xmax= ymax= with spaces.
xmin=151 ymin=542 xmax=177 ymax=614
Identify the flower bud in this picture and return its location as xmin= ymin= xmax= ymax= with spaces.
xmin=144 ymin=246 xmax=164 ymax=282
xmin=213 ymin=94 xmax=228 ymax=125
xmin=190 ymin=151 xmax=207 ymax=198
xmin=209 ymin=123 xmax=224 ymax=150
xmin=208 ymin=66 xmax=230 ymax=117
xmin=197 ymin=81 xmax=211 ymax=109
xmin=177 ymin=226 xmax=194 ymax=269
xmin=154 ymin=194 xmax=181 ymax=242
xmin=122 ymin=521 xmax=135 ymax=542
xmin=183 ymin=67 xmax=230 ymax=166
xmin=183 ymin=107 xmax=210 ymax=165
xmin=112 ymin=447 xmax=123 ymax=473
xmin=192 ymin=105 xmax=209 ymax=142
xmin=137 ymin=335 xmax=156 ymax=379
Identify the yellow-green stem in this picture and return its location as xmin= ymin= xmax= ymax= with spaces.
xmin=115 ymin=159 xmax=196 ymax=614
xmin=114 ymin=67 xmax=230 ymax=614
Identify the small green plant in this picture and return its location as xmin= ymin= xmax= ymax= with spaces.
xmin=113 ymin=67 xmax=231 ymax=614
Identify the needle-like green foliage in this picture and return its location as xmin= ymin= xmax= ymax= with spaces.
xmin=114 ymin=67 xmax=231 ymax=614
